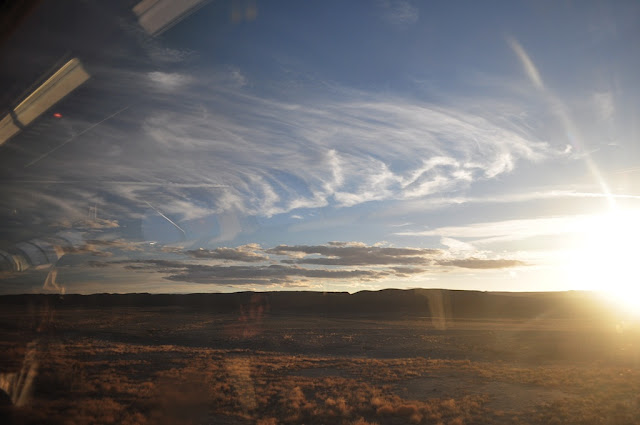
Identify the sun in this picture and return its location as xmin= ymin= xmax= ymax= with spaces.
xmin=565 ymin=208 xmax=640 ymax=317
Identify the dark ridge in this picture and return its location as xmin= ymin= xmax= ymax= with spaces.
xmin=0 ymin=289 xmax=612 ymax=320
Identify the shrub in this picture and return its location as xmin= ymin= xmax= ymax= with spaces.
xmin=409 ymin=412 xmax=423 ymax=424
xmin=396 ymin=403 xmax=419 ymax=416
xmin=441 ymin=398 xmax=456 ymax=410
xmin=376 ymin=404 xmax=394 ymax=415
xmin=351 ymin=418 xmax=378 ymax=425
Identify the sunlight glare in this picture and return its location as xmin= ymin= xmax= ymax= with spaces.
xmin=566 ymin=209 xmax=640 ymax=317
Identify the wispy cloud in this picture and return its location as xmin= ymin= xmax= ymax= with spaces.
xmin=185 ymin=244 xmax=268 ymax=262
xmin=592 ymin=91 xmax=615 ymax=122
xmin=2 ymin=29 xmax=568 ymax=250
xmin=440 ymin=237 xmax=475 ymax=253
xmin=5 ymin=74 xmax=556 ymax=235
xmin=132 ymin=89 xmax=553 ymax=218
xmin=436 ymin=258 xmax=525 ymax=269
xmin=376 ymin=189 xmax=640 ymax=218
xmin=377 ymin=0 xmax=419 ymax=27
xmin=397 ymin=215 xmax=594 ymax=245
xmin=147 ymin=71 xmax=192 ymax=90
xmin=268 ymin=243 xmax=440 ymax=266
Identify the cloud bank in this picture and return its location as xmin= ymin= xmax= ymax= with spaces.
xmin=82 ymin=241 xmax=525 ymax=288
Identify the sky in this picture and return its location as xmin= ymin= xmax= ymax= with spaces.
xmin=0 ymin=0 xmax=639 ymax=295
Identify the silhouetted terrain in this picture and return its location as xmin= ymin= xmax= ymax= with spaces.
xmin=0 ymin=289 xmax=638 ymax=424
xmin=0 ymin=288 xmax=615 ymax=318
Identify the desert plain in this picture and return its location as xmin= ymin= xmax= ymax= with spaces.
xmin=0 ymin=289 xmax=639 ymax=425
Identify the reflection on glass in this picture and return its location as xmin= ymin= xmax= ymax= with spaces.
xmin=133 ymin=0 xmax=210 ymax=36
xmin=0 ymin=58 xmax=89 ymax=146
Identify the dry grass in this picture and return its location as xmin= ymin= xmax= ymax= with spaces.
xmin=8 ymin=338 xmax=638 ymax=424
xmin=0 ymin=306 xmax=638 ymax=424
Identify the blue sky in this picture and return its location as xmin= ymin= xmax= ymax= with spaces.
xmin=0 ymin=0 xmax=639 ymax=295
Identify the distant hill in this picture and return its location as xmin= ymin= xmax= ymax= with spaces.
xmin=0 ymin=289 xmax=615 ymax=320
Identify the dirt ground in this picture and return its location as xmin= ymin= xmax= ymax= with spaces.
xmin=0 ymin=302 xmax=639 ymax=425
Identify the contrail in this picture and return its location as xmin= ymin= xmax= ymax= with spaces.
xmin=144 ymin=201 xmax=187 ymax=237
xmin=24 ymin=105 xmax=131 ymax=168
